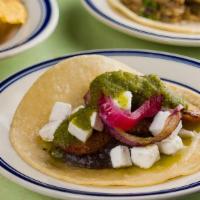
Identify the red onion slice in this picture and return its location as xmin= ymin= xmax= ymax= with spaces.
xmin=99 ymin=95 xmax=163 ymax=131
xmin=108 ymin=111 xmax=181 ymax=146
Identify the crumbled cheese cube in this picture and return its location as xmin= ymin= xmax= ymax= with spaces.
xmin=110 ymin=145 xmax=132 ymax=168
xmin=131 ymin=145 xmax=160 ymax=169
xmin=49 ymin=102 xmax=72 ymax=121
xmin=149 ymin=111 xmax=171 ymax=136
xmin=39 ymin=120 xmax=62 ymax=142
xmin=158 ymin=135 xmax=184 ymax=155
xmin=68 ymin=119 xmax=92 ymax=143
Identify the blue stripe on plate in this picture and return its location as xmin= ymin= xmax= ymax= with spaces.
xmin=0 ymin=50 xmax=200 ymax=197
xmin=84 ymin=0 xmax=200 ymax=41
xmin=0 ymin=0 xmax=52 ymax=53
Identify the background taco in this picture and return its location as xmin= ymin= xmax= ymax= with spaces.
xmin=108 ymin=0 xmax=200 ymax=34
xmin=10 ymin=55 xmax=200 ymax=186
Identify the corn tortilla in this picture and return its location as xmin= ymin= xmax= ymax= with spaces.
xmin=10 ymin=55 xmax=200 ymax=186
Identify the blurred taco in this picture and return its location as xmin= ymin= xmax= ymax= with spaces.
xmin=108 ymin=0 xmax=200 ymax=34
xmin=10 ymin=55 xmax=200 ymax=186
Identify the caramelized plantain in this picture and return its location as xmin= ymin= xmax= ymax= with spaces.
xmin=64 ymin=130 xmax=111 ymax=155
xmin=182 ymin=110 xmax=200 ymax=123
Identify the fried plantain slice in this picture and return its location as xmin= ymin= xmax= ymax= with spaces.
xmin=64 ymin=130 xmax=111 ymax=155
xmin=182 ymin=110 xmax=200 ymax=123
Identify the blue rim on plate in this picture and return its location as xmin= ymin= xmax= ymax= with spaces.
xmin=83 ymin=0 xmax=200 ymax=41
xmin=0 ymin=0 xmax=52 ymax=53
xmin=0 ymin=50 xmax=200 ymax=197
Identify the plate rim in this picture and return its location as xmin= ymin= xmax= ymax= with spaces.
xmin=82 ymin=0 xmax=200 ymax=42
xmin=0 ymin=0 xmax=59 ymax=59
xmin=0 ymin=49 xmax=200 ymax=199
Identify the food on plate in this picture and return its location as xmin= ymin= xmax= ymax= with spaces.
xmin=0 ymin=0 xmax=27 ymax=44
xmin=108 ymin=0 xmax=200 ymax=33
xmin=10 ymin=55 xmax=200 ymax=186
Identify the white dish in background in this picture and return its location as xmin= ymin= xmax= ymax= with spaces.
xmin=0 ymin=50 xmax=200 ymax=200
xmin=0 ymin=0 xmax=59 ymax=59
xmin=82 ymin=0 xmax=200 ymax=46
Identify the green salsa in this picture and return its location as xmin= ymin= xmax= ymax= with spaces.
xmin=53 ymin=119 xmax=75 ymax=150
xmin=89 ymin=71 xmax=185 ymax=108
xmin=69 ymin=106 xmax=95 ymax=130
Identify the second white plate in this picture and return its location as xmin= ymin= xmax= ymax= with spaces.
xmin=83 ymin=0 xmax=200 ymax=46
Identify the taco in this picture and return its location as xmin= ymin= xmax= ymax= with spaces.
xmin=10 ymin=55 xmax=200 ymax=186
xmin=108 ymin=0 xmax=200 ymax=34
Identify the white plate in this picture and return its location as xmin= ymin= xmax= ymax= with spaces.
xmin=82 ymin=0 xmax=200 ymax=46
xmin=0 ymin=50 xmax=200 ymax=200
xmin=0 ymin=0 xmax=59 ymax=59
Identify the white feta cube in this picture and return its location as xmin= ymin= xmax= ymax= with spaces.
xmin=110 ymin=145 xmax=132 ymax=168
xmin=149 ymin=111 xmax=171 ymax=136
xmin=158 ymin=135 xmax=184 ymax=155
xmin=90 ymin=111 xmax=104 ymax=131
xmin=49 ymin=102 xmax=72 ymax=121
xmin=131 ymin=145 xmax=160 ymax=169
xmin=72 ymin=105 xmax=85 ymax=114
xmin=68 ymin=119 xmax=92 ymax=143
xmin=39 ymin=120 xmax=62 ymax=142
xmin=114 ymin=91 xmax=132 ymax=110
xmin=179 ymin=129 xmax=195 ymax=138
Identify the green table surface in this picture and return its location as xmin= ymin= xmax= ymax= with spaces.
xmin=0 ymin=0 xmax=200 ymax=199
